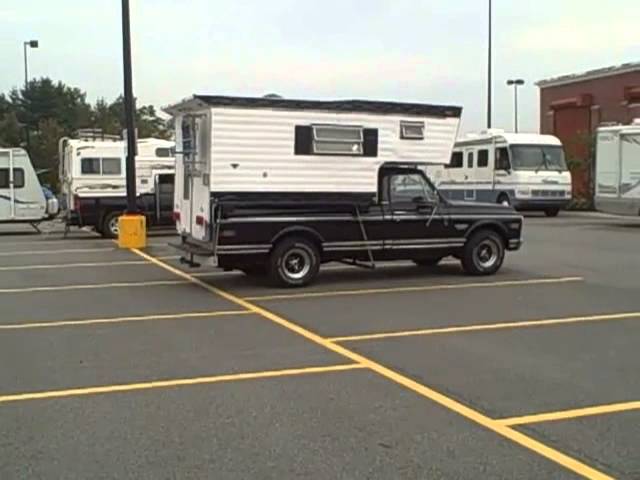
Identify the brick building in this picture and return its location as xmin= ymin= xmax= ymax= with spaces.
xmin=537 ymin=62 xmax=640 ymax=201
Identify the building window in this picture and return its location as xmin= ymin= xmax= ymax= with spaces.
xmin=467 ymin=151 xmax=474 ymax=168
xmin=448 ymin=151 xmax=463 ymax=168
xmin=81 ymin=157 xmax=101 ymax=175
xmin=400 ymin=121 xmax=425 ymax=140
xmin=312 ymin=125 xmax=363 ymax=155
xmin=0 ymin=168 xmax=25 ymax=189
xmin=478 ymin=149 xmax=489 ymax=168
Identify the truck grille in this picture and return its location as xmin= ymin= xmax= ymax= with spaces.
xmin=531 ymin=189 xmax=565 ymax=198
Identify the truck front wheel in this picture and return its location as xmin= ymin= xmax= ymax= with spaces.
xmin=268 ymin=237 xmax=320 ymax=288
xmin=461 ymin=230 xmax=505 ymax=276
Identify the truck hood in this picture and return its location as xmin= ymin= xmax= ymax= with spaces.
xmin=443 ymin=200 xmax=518 ymax=216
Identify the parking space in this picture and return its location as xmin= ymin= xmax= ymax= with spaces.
xmin=1 ymin=213 xmax=639 ymax=479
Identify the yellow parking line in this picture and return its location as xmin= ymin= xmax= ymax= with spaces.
xmin=132 ymin=249 xmax=610 ymax=480
xmin=0 ymin=280 xmax=187 ymax=294
xmin=498 ymin=401 xmax=640 ymax=427
xmin=244 ymin=277 xmax=584 ymax=302
xmin=0 ymin=364 xmax=364 ymax=404
xmin=330 ymin=311 xmax=640 ymax=343
xmin=0 ymin=260 xmax=149 ymax=272
xmin=0 ymin=247 xmax=115 ymax=256
xmin=0 ymin=310 xmax=250 ymax=330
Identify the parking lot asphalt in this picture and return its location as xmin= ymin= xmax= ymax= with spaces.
xmin=1 ymin=213 xmax=639 ymax=479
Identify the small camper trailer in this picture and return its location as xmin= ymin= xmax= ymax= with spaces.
xmin=165 ymin=95 xmax=523 ymax=287
xmin=595 ymin=121 xmax=640 ymax=216
xmin=58 ymin=134 xmax=176 ymax=237
xmin=0 ymin=148 xmax=58 ymax=228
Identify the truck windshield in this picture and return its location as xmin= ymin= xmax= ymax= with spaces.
xmin=510 ymin=145 xmax=567 ymax=172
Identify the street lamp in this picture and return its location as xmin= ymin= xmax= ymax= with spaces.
xmin=506 ymin=79 xmax=525 ymax=133
xmin=487 ymin=0 xmax=492 ymax=129
xmin=23 ymin=40 xmax=39 ymax=88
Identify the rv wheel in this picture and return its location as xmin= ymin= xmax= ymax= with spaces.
xmin=269 ymin=237 xmax=320 ymax=288
xmin=102 ymin=212 xmax=121 ymax=239
xmin=461 ymin=230 xmax=505 ymax=276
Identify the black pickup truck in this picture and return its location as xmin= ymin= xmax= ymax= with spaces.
xmin=177 ymin=165 xmax=523 ymax=287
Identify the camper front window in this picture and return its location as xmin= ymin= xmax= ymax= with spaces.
xmin=510 ymin=145 xmax=567 ymax=171
xmin=81 ymin=158 xmax=101 ymax=175
xmin=102 ymin=158 xmax=122 ymax=175
xmin=312 ymin=125 xmax=363 ymax=155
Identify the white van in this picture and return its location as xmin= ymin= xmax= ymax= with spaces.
xmin=0 ymin=148 xmax=58 ymax=228
xmin=429 ymin=130 xmax=572 ymax=217
xmin=595 ymin=121 xmax=640 ymax=216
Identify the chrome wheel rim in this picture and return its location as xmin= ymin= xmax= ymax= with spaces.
xmin=474 ymin=238 xmax=500 ymax=269
xmin=109 ymin=217 xmax=120 ymax=236
xmin=282 ymin=248 xmax=311 ymax=280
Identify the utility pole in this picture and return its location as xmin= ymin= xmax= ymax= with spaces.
xmin=121 ymin=0 xmax=137 ymax=213
xmin=487 ymin=0 xmax=493 ymax=129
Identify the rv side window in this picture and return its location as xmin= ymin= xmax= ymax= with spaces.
xmin=400 ymin=121 xmax=425 ymax=140
xmin=478 ymin=149 xmax=489 ymax=168
xmin=312 ymin=125 xmax=363 ymax=155
xmin=495 ymin=147 xmax=511 ymax=170
xmin=448 ymin=151 xmax=463 ymax=168
xmin=101 ymin=158 xmax=122 ymax=175
xmin=467 ymin=152 xmax=474 ymax=168
xmin=81 ymin=158 xmax=101 ymax=175
xmin=13 ymin=169 xmax=25 ymax=188
xmin=0 ymin=169 xmax=9 ymax=188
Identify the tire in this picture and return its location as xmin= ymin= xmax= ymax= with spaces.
xmin=497 ymin=194 xmax=511 ymax=207
xmin=413 ymin=257 xmax=442 ymax=267
xmin=268 ymin=237 xmax=320 ymax=288
xmin=544 ymin=208 xmax=560 ymax=217
xmin=461 ymin=230 xmax=505 ymax=276
xmin=101 ymin=211 xmax=121 ymax=239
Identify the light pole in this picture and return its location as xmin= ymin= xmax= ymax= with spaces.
xmin=506 ymin=79 xmax=525 ymax=133
xmin=23 ymin=40 xmax=39 ymax=88
xmin=487 ymin=0 xmax=492 ymax=129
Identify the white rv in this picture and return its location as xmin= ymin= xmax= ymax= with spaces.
xmin=595 ymin=120 xmax=640 ymax=216
xmin=58 ymin=134 xmax=176 ymax=237
xmin=0 ymin=148 xmax=59 ymax=229
xmin=429 ymin=131 xmax=572 ymax=217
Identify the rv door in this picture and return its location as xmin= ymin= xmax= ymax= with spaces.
xmin=620 ymin=133 xmax=640 ymax=200
xmin=463 ymin=149 xmax=476 ymax=201
xmin=595 ymin=132 xmax=620 ymax=198
xmin=0 ymin=150 xmax=15 ymax=220
xmin=153 ymin=172 xmax=174 ymax=224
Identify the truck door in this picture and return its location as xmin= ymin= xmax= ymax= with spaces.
xmin=384 ymin=170 xmax=463 ymax=254
xmin=463 ymin=149 xmax=476 ymax=201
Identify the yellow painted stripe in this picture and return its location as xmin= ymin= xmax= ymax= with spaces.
xmin=0 ymin=280 xmax=186 ymax=294
xmin=498 ymin=401 xmax=640 ymax=427
xmin=132 ymin=249 xmax=610 ymax=480
xmin=0 ymin=364 xmax=364 ymax=404
xmin=0 ymin=260 xmax=149 ymax=272
xmin=245 ymin=277 xmax=584 ymax=302
xmin=0 ymin=247 xmax=116 ymax=256
xmin=330 ymin=311 xmax=640 ymax=343
xmin=0 ymin=310 xmax=250 ymax=330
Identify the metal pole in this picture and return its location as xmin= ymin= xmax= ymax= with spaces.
xmin=23 ymin=42 xmax=31 ymax=155
xmin=487 ymin=0 xmax=492 ymax=129
xmin=513 ymin=84 xmax=518 ymax=133
xmin=23 ymin=43 xmax=28 ymax=88
xmin=121 ymin=0 xmax=138 ymax=213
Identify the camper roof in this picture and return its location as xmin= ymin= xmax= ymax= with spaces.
xmin=457 ymin=132 xmax=562 ymax=147
xmin=164 ymin=94 xmax=462 ymax=119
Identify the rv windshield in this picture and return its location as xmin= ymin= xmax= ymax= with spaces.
xmin=510 ymin=145 xmax=567 ymax=172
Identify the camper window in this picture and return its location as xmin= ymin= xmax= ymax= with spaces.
xmin=478 ymin=149 xmax=489 ymax=168
xmin=81 ymin=158 xmax=101 ymax=175
xmin=448 ymin=151 xmax=463 ymax=169
xmin=102 ymin=158 xmax=122 ymax=175
xmin=312 ymin=125 xmax=363 ymax=155
xmin=0 ymin=168 xmax=25 ymax=189
xmin=495 ymin=148 xmax=511 ymax=170
xmin=400 ymin=121 xmax=425 ymax=140
xmin=0 ymin=169 xmax=8 ymax=188
xmin=155 ymin=147 xmax=174 ymax=158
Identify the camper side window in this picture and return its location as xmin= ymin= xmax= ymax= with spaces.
xmin=400 ymin=121 xmax=425 ymax=140
xmin=495 ymin=148 xmax=511 ymax=170
xmin=312 ymin=125 xmax=363 ymax=155
xmin=102 ymin=158 xmax=122 ymax=175
xmin=0 ymin=169 xmax=25 ymax=189
xmin=478 ymin=149 xmax=489 ymax=168
xmin=81 ymin=158 xmax=101 ymax=175
xmin=448 ymin=151 xmax=463 ymax=169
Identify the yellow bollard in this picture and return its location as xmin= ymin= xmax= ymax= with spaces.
xmin=117 ymin=214 xmax=147 ymax=249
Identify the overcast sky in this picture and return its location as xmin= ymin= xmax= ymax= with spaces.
xmin=1 ymin=0 xmax=639 ymax=133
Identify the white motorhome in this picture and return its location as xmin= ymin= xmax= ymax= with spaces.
xmin=58 ymin=133 xmax=176 ymax=237
xmin=429 ymin=130 xmax=572 ymax=217
xmin=0 ymin=148 xmax=58 ymax=229
xmin=595 ymin=120 xmax=640 ymax=216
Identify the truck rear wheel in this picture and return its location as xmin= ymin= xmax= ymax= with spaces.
xmin=268 ymin=237 xmax=320 ymax=288
xmin=461 ymin=230 xmax=505 ymax=276
xmin=102 ymin=211 xmax=121 ymax=239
